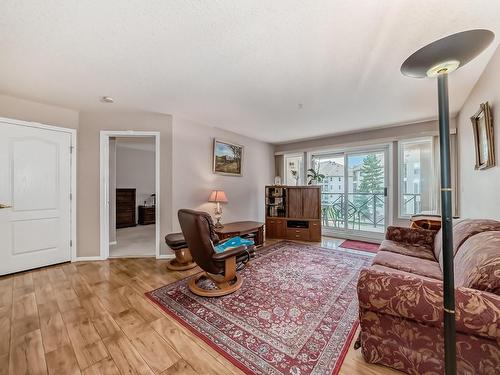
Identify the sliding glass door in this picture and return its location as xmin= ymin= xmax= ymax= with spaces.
xmin=312 ymin=146 xmax=388 ymax=238
xmin=315 ymin=154 xmax=346 ymax=229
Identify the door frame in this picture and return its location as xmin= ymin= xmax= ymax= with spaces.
xmin=308 ymin=142 xmax=393 ymax=242
xmin=0 ymin=116 xmax=78 ymax=261
xmin=99 ymin=130 xmax=161 ymax=259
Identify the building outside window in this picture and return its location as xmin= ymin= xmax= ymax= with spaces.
xmin=398 ymin=138 xmax=433 ymax=217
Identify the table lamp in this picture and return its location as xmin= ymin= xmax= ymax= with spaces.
xmin=401 ymin=29 xmax=494 ymax=375
xmin=208 ymin=190 xmax=228 ymax=228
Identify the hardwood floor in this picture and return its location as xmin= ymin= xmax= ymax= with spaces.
xmin=0 ymin=245 xmax=400 ymax=375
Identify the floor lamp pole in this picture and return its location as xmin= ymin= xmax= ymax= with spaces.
xmin=437 ymin=72 xmax=456 ymax=375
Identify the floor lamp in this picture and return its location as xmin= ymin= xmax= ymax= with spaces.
xmin=401 ymin=29 xmax=494 ymax=374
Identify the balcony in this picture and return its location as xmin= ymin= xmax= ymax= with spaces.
xmin=321 ymin=192 xmax=386 ymax=233
xmin=401 ymin=193 xmax=422 ymax=216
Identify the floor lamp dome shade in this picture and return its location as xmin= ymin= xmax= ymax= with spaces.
xmin=401 ymin=29 xmax=494 ymax=78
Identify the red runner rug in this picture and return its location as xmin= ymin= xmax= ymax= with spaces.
xmin=146 ymin=241 xmax=373 ymax=375
xmin=338 ymin=239 xmax=379 ymax=253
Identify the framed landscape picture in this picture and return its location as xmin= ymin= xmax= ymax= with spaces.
xmin=213 ymin=139 xmax=244 ymax=176
xmin=471 ymin=102 xmax=495 ymax=170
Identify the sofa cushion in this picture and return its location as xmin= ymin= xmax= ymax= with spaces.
xmin=433 ymin=219 xmax=500 ymax=266
xmin=370 ymin=265 xmax=441 ymax=282
xmin=379 ymin=240 xmax=436 ymax=261
xmin=372 ymin=251 xmax=442 ymax=280
xmin=454 ymin=231 xmax=500 ymax=294
xmin=385 ymin=226 xmax=436 ymax=248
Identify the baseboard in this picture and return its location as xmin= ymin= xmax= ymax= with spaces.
xmin=156 ymin=254 xmax=175 ymax=260
xmin=72 ymin=256 xmax=105 ymax=262
xmin=72 ymin=254 xmax=175 ymax=261
xmin=108 ymin=254 xmax=156 ymax=259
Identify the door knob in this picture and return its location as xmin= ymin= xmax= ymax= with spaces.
xmin=0 ymin=204 xmax=12 ymax=209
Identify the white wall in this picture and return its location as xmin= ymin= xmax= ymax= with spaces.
xmin=171 ymin=117 xmax=275 ymax=231
xmin=457 ymin=46 xmax=500 ymax=220
xmin=115 ymin=138 xmax=156 ymax=221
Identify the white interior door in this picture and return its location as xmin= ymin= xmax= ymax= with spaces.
xmin=0 ymin=120 xmax=72 ymax=275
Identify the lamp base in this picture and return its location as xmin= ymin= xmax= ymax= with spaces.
xmin=214 ymin=217 xmax=224 ymax=228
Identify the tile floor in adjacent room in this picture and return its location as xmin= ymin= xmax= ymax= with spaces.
xmin=110 ymin=225 xmax=156 ymax=258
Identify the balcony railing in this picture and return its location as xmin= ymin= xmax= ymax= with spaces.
xmin=321 ymin=192 xmax=386 ymax=232
xmin=402 ymin=193 xmax=422 ymax=216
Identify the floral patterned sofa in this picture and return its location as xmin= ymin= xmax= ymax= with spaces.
xmin=357 ymin=219 xmax=500 ymax=374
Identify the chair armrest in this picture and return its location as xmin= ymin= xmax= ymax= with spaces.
xmin=358 ymin=268 xmax=500 ymax=340
xmin=385 ymin=225 xmax=436 ymax=248
xmin=212 ymin=245 xmax=248 ymax=261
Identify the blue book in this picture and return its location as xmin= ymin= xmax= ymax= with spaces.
xmin=214 ymin=236 xmax=254 ymax=253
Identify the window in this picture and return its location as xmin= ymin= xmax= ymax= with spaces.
xmin=398 ymin=138 xmax=433 ymax=217
xmin=284 ymin=153 xmax=304 ymax=185
xmin=413 ymin=181 xmax=420 ymax=194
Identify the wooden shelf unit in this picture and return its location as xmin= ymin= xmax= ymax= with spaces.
xmin=265 ymin=186 xmax=321 ymax=242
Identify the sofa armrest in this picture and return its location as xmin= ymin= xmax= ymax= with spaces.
xmin=358 ymin=267 xmax=500 ymax=340
xmin=385 ymin=226 xmax=436 ymax=248
xmin=455 ymin=287 xmax=500 ymax=340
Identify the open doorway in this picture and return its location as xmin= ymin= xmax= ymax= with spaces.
xmin=100 ymin=131 xmax=160 ymax=259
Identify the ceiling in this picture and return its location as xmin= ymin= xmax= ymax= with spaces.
xmin=1 ymin=1 xmax=499 ymax=144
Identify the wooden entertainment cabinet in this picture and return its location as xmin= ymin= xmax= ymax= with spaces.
xmin=265 ymin=186 xmax=321 ymax=242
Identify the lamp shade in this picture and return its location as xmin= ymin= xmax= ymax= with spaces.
xmin=401 ymin=29 xmax=494 ymax=78
xmin=208 ymin=190 xmax=228 ymax=203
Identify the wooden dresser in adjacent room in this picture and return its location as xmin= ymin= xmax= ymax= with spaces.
xmin=116 ymin=188 xmax=136 ymax=228
xmin=138 ymin=205 xmax=156 ymax=225
xmin=265 ymin=186 xmax=321 ymax=241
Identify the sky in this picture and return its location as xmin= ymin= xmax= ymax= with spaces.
xmin=315 ymin=154 xmax=379 ymax=168
xmin=215 ymin=142 xmax=235 ymax=157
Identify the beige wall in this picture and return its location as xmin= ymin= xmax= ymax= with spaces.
xmin=0 ymin=95 xmax=274 ymax=258
xmin=78 ymin=111 xmax=174 ymax=257
xmin=171 ymin=117 xmax=275 ymax=231
xmin=275 ymin=119 xmax=455 ymax=153
xmin=0 ymin=94 xmax=79 ymax=129
xmin=457 ymin=46 xmax=500 ymax=220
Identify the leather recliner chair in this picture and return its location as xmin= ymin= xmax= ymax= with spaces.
xmin=178 ymin=209 xmax=255 ymax=297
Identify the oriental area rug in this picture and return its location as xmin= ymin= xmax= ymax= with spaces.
xmin=146 ymin=241 xmax=374 ymax=375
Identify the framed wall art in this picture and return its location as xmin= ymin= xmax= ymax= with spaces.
xmin=471 ymin=102 xmax=495 ymax=170
xmin=213 ymin=139 xmax=244 ymax=176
